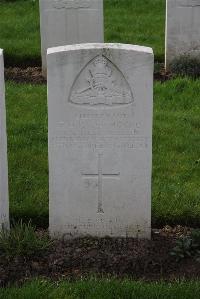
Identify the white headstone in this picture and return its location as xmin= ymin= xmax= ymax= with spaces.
xmin=48 ymin=43 xmax=153 ymax=239
xmin=39 ymin=0 xmax=104 ymax=75
xmin=165 ymin=0 xmax=200 ymax=68
xmin=0 ymin=49 xmax=9 ymax=230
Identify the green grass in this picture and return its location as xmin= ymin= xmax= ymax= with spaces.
xmin=0 ymin=0 xmax=165 ymax=67
xmin=153 ymin=78 xmax=200 ymax=226
xmin=105 ymin=0 xmax=165 ymax=62
xmin=0 ymin=221 xmax=52 ymax=259
xmin=1 ymin=279 xmax=200 ymax=299
xmin=0 ymin=0 xmax=41 ymax=67
xmin=6 ymin=78 xmax=200 ymax=227
xmin=6 ymin=82 xmax=48 ymax=226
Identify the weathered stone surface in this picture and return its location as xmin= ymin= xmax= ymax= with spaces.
xmin=0 ymin=49 xmax=9 ymax=230
xmin=165 ymin=0 xmax=200 ymax=68
xmin=39 ymin=0 xmax=104 ymax=75
xmin=48 ymin=43 xmax=153 ymax=239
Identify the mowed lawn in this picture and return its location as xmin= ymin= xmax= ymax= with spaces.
xmin=0 ymin=0 xmax=165 ymax=66
xmin=6 ymin=78 xmax=200 ymax=227
xmin=1 ymin=279 xmax=200 ymax=299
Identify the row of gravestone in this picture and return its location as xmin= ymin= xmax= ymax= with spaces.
xmin=39 ymin=0 xmax=200 ymax=75
xmin=1 ymin=0 xmax=199 ymax=239
xmin=0 ymin=42 xmax=154 ymax=239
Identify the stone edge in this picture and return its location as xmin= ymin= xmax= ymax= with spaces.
xmin=47 ymin=43 xmax=153 ymax=56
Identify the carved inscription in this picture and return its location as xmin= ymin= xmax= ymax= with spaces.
xmin=58 ymin=111 xmax=137 ymax=136
xmin=52 ymin=136 xmax=148 ymax=150
xmin=69 ymin=55 xmax=134 ymax=106
xmin=53 ymin=0 xmax=92 ymax=9
xmin=64 ymin=219 xmax=135 ymax=236
xmin=82 ymin=154 xmax=120 ymax=213
xmin=52 ymin=109 xmax=148 ymax=152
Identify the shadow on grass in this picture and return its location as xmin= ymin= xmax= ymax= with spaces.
xmin=4 ymin=54 xmax=41 ymax=68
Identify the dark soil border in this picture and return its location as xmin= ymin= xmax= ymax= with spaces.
xmin=5 ymin=65 xmax=172 ymax=85
xmin=5 ymin=67 xmax=46 ymax=85
xmin=1 ymin=226 xmax=199 ymax=287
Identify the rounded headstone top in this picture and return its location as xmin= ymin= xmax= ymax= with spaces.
xmin=47 ymin=43 xmax=153 ymax=55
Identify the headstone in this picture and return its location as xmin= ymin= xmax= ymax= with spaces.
xmin=48 ymin=43 xmax=153 ymax=239
xmin=0 ymin=49 xmax=9 ymax=230
xmin=39 ymin=0 xmax=104 ymax=75
xmin=165 ymin=0 xmax=200 ymax=68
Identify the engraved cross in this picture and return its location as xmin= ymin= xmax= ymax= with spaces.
xmin=81 ymin=154 xmax=120 ymax=213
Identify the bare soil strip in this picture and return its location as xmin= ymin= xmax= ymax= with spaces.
xmin=1 ymin=226 xmax=199 ymax=287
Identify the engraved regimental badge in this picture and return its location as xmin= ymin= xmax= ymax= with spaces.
xmin=69 ymin=55 xmax=134 ymax=106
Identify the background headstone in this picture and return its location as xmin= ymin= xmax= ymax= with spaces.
xmin=48 ymin=43 xmax=153 ymax=239
xmin=39 ymin=0 xmax=104 ymax=75
xmin=0 ymin=49 xmax=9 ymax=230
xmin=165 ymin=0 xmax=200 ymax=68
